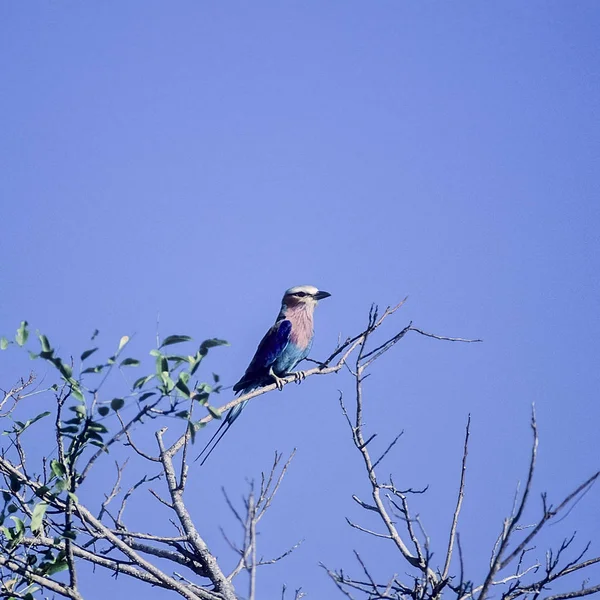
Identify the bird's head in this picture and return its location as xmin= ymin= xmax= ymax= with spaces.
xmin=282 ymin=285 xmax=331 ymax=309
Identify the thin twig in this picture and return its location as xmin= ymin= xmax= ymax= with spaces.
xmin=442 ymin=414 xmax=471 ymax=580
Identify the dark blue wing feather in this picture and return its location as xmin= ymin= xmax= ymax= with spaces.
xmin=197 ymin=320 xmax=292 ymax=465
xmin=232 ymin=320 xmax=292 ymax=392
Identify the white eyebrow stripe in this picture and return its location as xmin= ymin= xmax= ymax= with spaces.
xmin=284 ymin=285 xmax=320 ymax=296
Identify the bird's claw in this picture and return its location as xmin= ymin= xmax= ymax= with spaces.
xmin=269 ymin=367 xmax=285 ymax=391
xmin=293 ymin=371 xmax=306 ymax=384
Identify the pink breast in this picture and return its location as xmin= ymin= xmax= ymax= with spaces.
xmin=287 ymin=305 xmax=314 ymax=348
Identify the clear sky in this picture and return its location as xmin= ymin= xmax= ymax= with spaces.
xmin=1 ymin=2 xmax=599 ymax=598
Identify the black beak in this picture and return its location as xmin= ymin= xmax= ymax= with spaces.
xmin=314 ymin=290 xmax=331 ymax=301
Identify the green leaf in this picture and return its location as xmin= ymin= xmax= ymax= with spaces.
xmin=190 ymin=357 xmax=202 ymax=376
xmin=156 ymin=356 xmax=168 ymax=374
xmin=32 ymin=411 xmax=52 ymax=424
xmin=10 ymin=516 xmax=24 ymax=535
xmin=199 ymin=338 xmax=229 ymax=355
xmin=34 ymin=486 xmax=50 ymax=499
xmin=17 ymin=411 xmax=51 ymax=433
xmin=9 ymin=475 xmax=21 ymax=493
xmin=89 ymin=440 xmax=108 ymax=450
xmin=82 ymin=364 xmax=104 ymax=374
xmin=53 ymin=479 xmax=67 ymax=493
xmin=160 ymin=335 xmax=192 ymax=348
xmin=187 ymin=420 xmax=196 ymax=444
xmin=15 ymin=321 xmax=29 ymax=347
xmin=159 ymin=372 xmax=175 ymax=392
xmin=118 ymin=335 xmax=130 ymax=352
xmin=2 ymin=491 xmax=10 ymax=502
xmin=212 ymin=372 xmax=220 ymax=383
xmin=45 ymin=559 xmax=68 ymax=575
xmin=179 ymin=371 xmax=190 ymax=385
xmin=80 ymin=347 xmax=98 ymax=361
xmin=67 ymin=492 xmax=78 ymax=504
xmin=193 ymin=391 xmax=209 ymax=405
xmin=62 ymin=529 xmax=77 ymax=540
xmin=133 ymin=374 xmax=154 ymax=389
xmin=30 ymin=502 xmax=48 ymax=533
xmin=63 ymin=425 xmax=80 ymax=434
xmin=175 ymin=379 xmax=191 ymax=398
xmin=0 ymin=337 xmax=9 ymax=350
xmin=166 ymin=354 xmax=187 ymax=366
xmin=38 ymin=334 xmax=51 ymax=353
xmin=59 ymin=361 xmax=72 ymax=378
xmin=88 ymin=421 xmax=107 ymax=433
xmin=138 ymin=392 xmax=156 ymax=402
xmin=49 ymin=357 xmax=72 ymax=379
xmin=207 ymin=405 xmax=222 ymax=420
xmin=50 ymin=460 xmax=66 ymax=479
xmin=71 ymin=385 xmax=85 ymax=402
xmin=97 ymin=406 xmax=110 ymax=417
xmin=70 ymin=404 xmax=86 ymax=418
xmin=176 ymin=410 xmax=189 ymax=419
xmin=111 ymin=398 xmax=125 ymax=411
xmin=120 ymin=357 xmax=140 ymax=367
xmin=7 ymin=504 xmax=17 ymax=514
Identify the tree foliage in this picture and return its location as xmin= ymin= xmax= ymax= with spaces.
xmin=0 ymin=306 xmax=598 ymax=600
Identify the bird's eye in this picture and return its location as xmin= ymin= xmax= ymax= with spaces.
xmin=295 ymin=292 xmax=307 ymax=297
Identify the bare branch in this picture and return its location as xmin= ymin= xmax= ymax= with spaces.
xmin=409 ymin=327 xmax=483 ymax=343
xmin=345 ymin=517 xmax=393 ymax=539
xmin=224 ymin=451 xmax=297 ymax=584
xmin=0 ymin=373 xmax=37 ymax=417
xmin=442 ymin=414 xmax=471 ymax=580
xmin=543 ymin=583 xmax=600 ymax=600
xmin=371 ymin=431 xmax=404 ymax=472
xmin=477 ymin=407 xmax=539 ymax=600
xmin=155 ymin=428 xmax=235 ymax=599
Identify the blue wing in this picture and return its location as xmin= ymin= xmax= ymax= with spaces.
xmin=196 ymin=319 xmax=292 ymax=466
xmin=233 ymin=319 xmax=292 ymax=392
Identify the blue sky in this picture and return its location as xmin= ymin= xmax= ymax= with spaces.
xmin=1 ymin=2 xmax=599 ymax=598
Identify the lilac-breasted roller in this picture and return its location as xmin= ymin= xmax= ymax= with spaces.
xmin=196 ymin=285 xmax=331 ymax=464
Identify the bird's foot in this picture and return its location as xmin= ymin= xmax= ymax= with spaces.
xmin=293 ymin=370 xmax=306 ymax=385
xmin=269 ymin=367 xmax=286 ymax=391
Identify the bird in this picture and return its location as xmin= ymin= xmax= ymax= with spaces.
xmin=196 ymin=285 xmax=331 ymax=465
